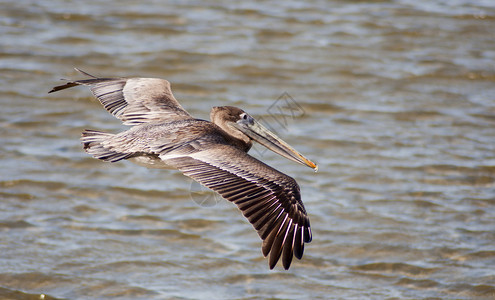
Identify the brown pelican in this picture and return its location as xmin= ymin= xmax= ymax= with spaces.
xmin=49 ymin=69 xmax=317 ymax=270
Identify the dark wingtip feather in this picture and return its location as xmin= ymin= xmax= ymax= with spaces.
xmin=304 ymin=225 xmax=312 ymax=243
xmin=269 ymin=248 xmax=282 ymax=270
xmin=48 ymin=81 xmax=80 ymax=93
xmin=49 ymin=68 xmax=98 ymax=94
xmin=262 ymin=214 xmax=285 ymax=257
xmin=282 ymin=228 xmax=294 ymax=269
xmin=293 ymin=227 xmax=304 ymax=259
xmin=262 ymin=228 xmax=276 ymax=257
xmin=74 ymin=68 xmax=97 ymax=78
xmin=268 ymin=219 xmax=290 ymax=269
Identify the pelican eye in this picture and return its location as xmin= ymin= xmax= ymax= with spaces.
xmin=238 ymin=113 xmax=254 ymax=124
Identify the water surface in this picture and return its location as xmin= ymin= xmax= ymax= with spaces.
xmin=1 ymin=0 xmax=494 ymax=299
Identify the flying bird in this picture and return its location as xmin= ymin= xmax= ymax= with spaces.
xmin=50 ymin=69 xmax=317 ymax=270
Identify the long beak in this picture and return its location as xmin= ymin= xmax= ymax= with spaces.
xmin=235 ymin=119 xmax=318 ymax=171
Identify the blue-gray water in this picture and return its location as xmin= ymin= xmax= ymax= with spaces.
xmin=1 ymin=1 xmax=494 ymax=299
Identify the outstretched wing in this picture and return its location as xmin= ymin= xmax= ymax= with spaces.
xmin=162 ymin=145 xmax=312 ymax=270
xmin=49 ymin=68 xmax=192 ymax=125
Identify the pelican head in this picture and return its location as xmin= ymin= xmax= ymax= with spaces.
xmin=210 ymin=106 xmax=317 ymax=170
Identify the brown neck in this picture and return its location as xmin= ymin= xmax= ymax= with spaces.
xmin=218 ymin=123 xmax=252 ymax=152
xmin=211 ymin=122 xmax=251 ymax=153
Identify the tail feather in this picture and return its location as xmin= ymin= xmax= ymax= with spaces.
xmin=81 ymin=130 xmax=133 ymax=162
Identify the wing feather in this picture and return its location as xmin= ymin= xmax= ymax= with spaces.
xmin=163 ymin=145 xmax=311 ymax=270
xmin=49 ymin=69 xmax=192 ymax=125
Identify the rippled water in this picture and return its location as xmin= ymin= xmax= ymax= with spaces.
xmin=1 ymin=0 xmax=495 ymax=299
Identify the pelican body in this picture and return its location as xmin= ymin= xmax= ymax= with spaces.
xmin=50 ymin=69 xmax=317 ymax=270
